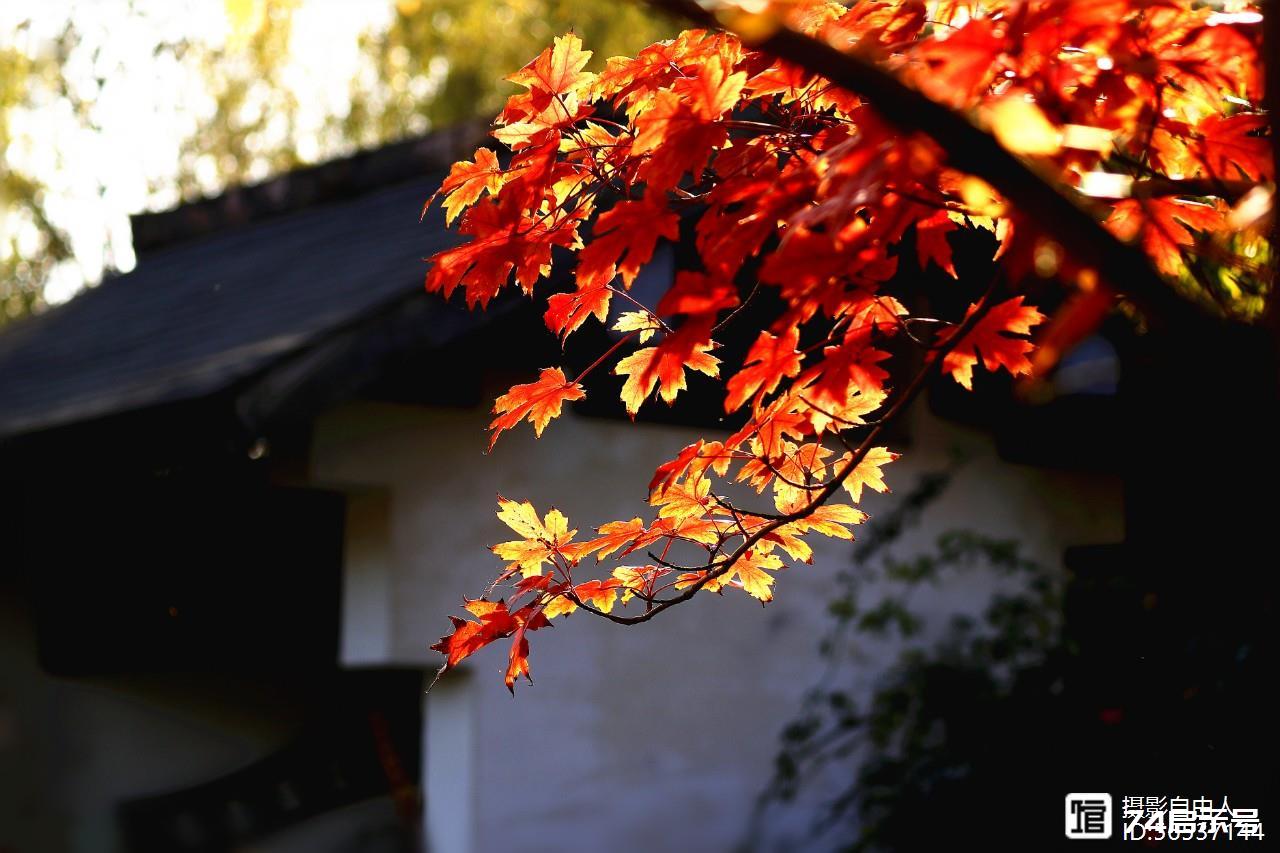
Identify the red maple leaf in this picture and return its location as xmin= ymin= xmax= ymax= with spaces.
xmin=632 ymin=55 xmax=744 ymax=193
xmin=942 ymin=296 xmax=1046 ymax=390
xmin=576 ymin=196 xmax=680 ymax=290
xmin=913 ymin=17 xmax=1003 ymax=107
xmin=430 ymin=599 xmax=519 ymax=670
xmin=422 ymin=9 xmax=1267 ymax=691
xmin=425 ymin=194 xmax=582 ymax=307
xmin=544 ymin=283 xmax=612 ymax=340
xmin=725 ymin=327 xmax=805 ymax=413
xmin=916 ymin=210 xmax=958 ymax=277
xmin=1105 ymin=198 xmax=1223 ymax=278
xmin=1195 ymin=113 xmax=1272 ymax=182
xmin=648 ymin=439 xmax=732 ymax=496
xmin=798 ymin=333 xmax=892 ymax=425
xmin=656 ymin=271 xmax=739 ymax=317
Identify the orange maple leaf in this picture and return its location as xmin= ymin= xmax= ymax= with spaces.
xmin=614 ymin=320 xmax=721 ymax=416
xmin=730 ymin=547 xmax=784 ymax=602
xmin=611 ymin=565 xmax=669 ymax=604
xmin=493 ymin=97 xmax=592 ymax=149
xmin=425 ymin=147 xmax=505 ymax=225
xmin=670 ymin=52 xmax=746 ymax=120
xmin=541 ymin=588 xmax=579 ymax=620
xmin=573 ymin=579 xmax=621 ymax=613
xmin=508 ymin=33 xmax=595 ymax=99
xmin=631 ymin=53 xmax=744 ymax=192
xmin=502 ymin=608 xmax=551 ymax=693
xmin=595 ymin=30 xmax=742 ymax=117
xmin=574 ymin=518 xmax=647 ymax=562
xmin=488 ymin=367 xmax=586 ymax=449
xmin=798 ymin=334 xmax=892 ymax=428
xmin=652 ymin=475 xmax=712 ymax=522
xmin=761 ymin=524 xmax=815 ymax=564
xmin=632 ymin=90 xmax=729 ymax=192
xmin=837 ymin=446 xmax=899 ymax=502
xmin=674 ymin=569 xmax=731 ymax=594
xmin=503 ymin=32 xmax=596 ymax=129
xmin=791 ymin=503 xmax=867 ymax=539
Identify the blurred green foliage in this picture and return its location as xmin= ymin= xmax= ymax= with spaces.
xmin=2 ymin=35 xmax=73 ymax=320
xmin=0 ymin=0 xmax=675 ymax=324
xmin=340 ymin=0 xmax=675 ymax=144
xmin=750 ymin=469 xmax=1065 ymax=852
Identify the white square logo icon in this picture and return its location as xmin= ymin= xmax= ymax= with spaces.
xmin=1066 ymin=793 xmax=1113 ymax=839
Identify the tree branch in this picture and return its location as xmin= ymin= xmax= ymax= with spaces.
xmin=1124 ymin=177 xmax=1257 ymax=203
xmin=568 ymin=272 xmax=1004 ymax=625
xmin=642 ymin=0 xmax=1223 ymax=330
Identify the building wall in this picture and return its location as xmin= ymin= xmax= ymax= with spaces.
xmin=309 ymin=397 xmax=1122 ymax=853
xmin=0 ymin=583 xmax=314 ymax=853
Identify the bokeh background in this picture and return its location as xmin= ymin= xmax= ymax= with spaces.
xmin=1 ymin=0 xmax=673 ymax=317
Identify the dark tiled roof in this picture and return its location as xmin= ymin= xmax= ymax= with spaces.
xmin=0 ymin=129 xmax=488 ymax=441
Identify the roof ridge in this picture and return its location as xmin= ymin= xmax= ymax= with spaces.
xmin=129 ymin=120 xmax=491 ymax=255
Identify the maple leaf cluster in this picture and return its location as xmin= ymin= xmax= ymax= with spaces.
xmin=422 ymin=0 xmax=1269 ymax=691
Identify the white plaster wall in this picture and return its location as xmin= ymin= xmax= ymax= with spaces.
xmin=310 ymin=397 xmax=1122 ymax=853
